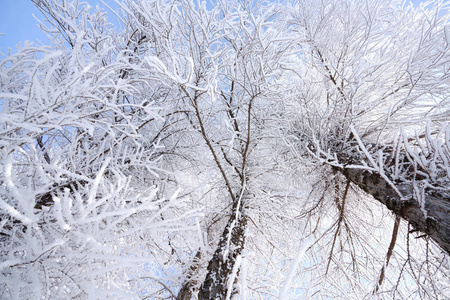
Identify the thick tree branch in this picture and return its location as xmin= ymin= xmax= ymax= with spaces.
xmin=335 ymin=150 xmax=450 ymax=255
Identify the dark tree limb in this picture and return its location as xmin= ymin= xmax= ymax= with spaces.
xmin=335 ymin=151 xmax=450 ymax=255
xmin=34 ymin=180 xmax=88 ymax=210
xmin=185 ymin=86 xmax=236 ymax=203
xmin=198 ymin=199 xmax=247 ymax=300
xmin=374 ymin=215 xmax=401 ymax=293
xmin=177 ymin=249 xmax=203 ymax=300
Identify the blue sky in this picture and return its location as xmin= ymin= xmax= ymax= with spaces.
xmin=0 ymin=0 xmax=120 ymax=53
xmin=0 ymin=0 xmax=434 ymax=53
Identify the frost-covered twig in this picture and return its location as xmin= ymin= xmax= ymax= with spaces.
xmin=349 ymin=125 xmax=403 ymax=198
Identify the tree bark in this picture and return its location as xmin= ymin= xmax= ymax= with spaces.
xmin=177 ymin=249 xmax=203 ymax=300
xmin=335 ymin=151 xmax=450 ymax=255
xmin=198 ymin=199 xmax=247 ymax=300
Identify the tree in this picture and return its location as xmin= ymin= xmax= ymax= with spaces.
xmin=0 ymin=0 xmax=200 ymax=298
xmin=0 ymin=0 xmax=449 ymax=299
xmin=287 ymin=0 xmax=450 ymax=255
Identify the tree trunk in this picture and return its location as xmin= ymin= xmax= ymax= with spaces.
xmin=177 ymin=249 xmax=203 ymax=300
xmin=198 ymin=199 xmax=247 ymax=300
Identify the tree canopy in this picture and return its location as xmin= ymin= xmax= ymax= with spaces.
xmin=0 ymin=0 xmax=449 ymax=299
